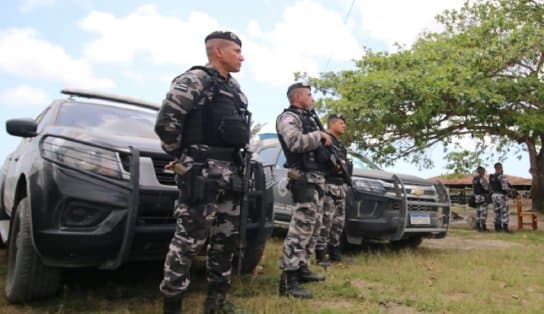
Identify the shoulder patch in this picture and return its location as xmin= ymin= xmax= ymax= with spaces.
xmin=281 ymin=114 xmax=295 ymax=124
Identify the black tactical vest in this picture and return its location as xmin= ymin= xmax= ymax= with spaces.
xmin=472 ymin=176 xmax=486 ymax=195
xmin=489 ymin=174 xmax=506 ymax=194
xmin=277 ymin=107 xmax=330 ymax=171
xmin=181 ymin=66 xmax=250 ymax=148
xmin=325 ymin=135 xmax=350 ymax=180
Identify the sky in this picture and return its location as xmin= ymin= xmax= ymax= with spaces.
xmin=0 ymin=0 xmax=532 ymax=179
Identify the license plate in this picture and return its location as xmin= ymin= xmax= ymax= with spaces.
xmin=410 ymin=213 xmax=430 ymax=225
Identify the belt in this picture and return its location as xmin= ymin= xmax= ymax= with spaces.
xmin=185 ymin=147 xmax=237 ymax=162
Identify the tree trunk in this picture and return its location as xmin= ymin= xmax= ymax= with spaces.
xmin=527 ymin=139 xmax=544 ymax=212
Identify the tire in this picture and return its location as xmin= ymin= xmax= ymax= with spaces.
xmin=234 ymin=243 xmax=265 ymax=274
xmin=390 ymin=237 xmax=423 ymax=250
xmin=5 ymin=197 xmax=61 ymax=303
xmin=340 ymin=231 xmax=361 ymax=253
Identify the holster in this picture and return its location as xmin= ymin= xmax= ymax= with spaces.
xmin=178 ymin=163 xmax=220 ymax=205
xmin=289 ymin=179 xmax=317 ymax=203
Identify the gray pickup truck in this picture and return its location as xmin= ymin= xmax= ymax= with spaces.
xmin=253 ymin=133 xmax=451 ymax=248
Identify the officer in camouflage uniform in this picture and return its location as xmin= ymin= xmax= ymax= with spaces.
xmin=315 ymin=114 xmax=350 ymax=265
xmin=472 ymin=166 xmax=490 ymax=232
xmin=276 ymin=82 xmax=333 ymax=299
xmin=154 ymin=31 xmax=249 ymax=314
xmin=489 ymin=162 xmax=512 ymax=232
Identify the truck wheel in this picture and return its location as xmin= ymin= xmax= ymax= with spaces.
xmin=232 ymin=242 xmax=265 ymax=275
xmin=5 ymin=197 xmax=61 ymax=303
xmin=391 ymin=237 xmax=423 ymax=250
xmin=340 ymin=231 xmax=361 ymax=253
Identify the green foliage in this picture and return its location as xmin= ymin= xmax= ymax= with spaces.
xmin=310 ymin=0 xmax=544 ymax=170
xmin=445 ymin=150 xmax=485 ymax=174
xmin=251 ymin=121 xmax=267 ymax=137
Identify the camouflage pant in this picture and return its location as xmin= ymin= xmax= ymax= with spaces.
xmin=474 ymin=194 xmax=488 ymax=224
xmin=316 ymin=183 xmax=346 ymax=251
xmin=492 ymin=193 xmax=509 ymax=225
xmin=160 ymin=159 xmax=239 ymax=297
xmin=280 ymin=172 xmax=325 ymax=271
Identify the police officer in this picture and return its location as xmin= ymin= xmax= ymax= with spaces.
xmin=276 ymin=82 xmax=333 ymax=299
xmin=154 ymin=30 xmax=249 ymax=314
xmin=489 ymin=162 xmax=512 ymax=232
xmin=315 ymin=114 xmax=350 ymax=264
xmin=472 ymin=166 xmax=490 ymax=232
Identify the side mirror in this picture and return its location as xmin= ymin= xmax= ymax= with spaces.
xmin=6 ymin=119 xmax=38 ymax=138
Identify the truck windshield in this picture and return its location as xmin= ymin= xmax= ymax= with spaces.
xmin=349 ymin=152 xmax=381 ymax=170
xmin=55 ymin=102 xmax=158 ymax=139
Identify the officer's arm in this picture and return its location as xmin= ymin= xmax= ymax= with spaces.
xmin=154 ymin=72 xmax=203 ymax=158
xmin=501 ymin=176 xmax=511 ymax=192
xmin=276 ymin=113 xmax=321 ymax=153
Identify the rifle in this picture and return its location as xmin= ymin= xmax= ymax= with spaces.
xmin=309 ymin=109 xmax=352 ymax=186
xmin=237 ymin=112 xmax=252 ymax=275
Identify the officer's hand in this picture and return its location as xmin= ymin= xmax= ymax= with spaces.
xmin=165 ymin=160 xmax=176 ymax=170
xmin=320 ymin=132 xmax=332 ymax=146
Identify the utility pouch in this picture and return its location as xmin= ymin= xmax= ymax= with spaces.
xmin=218 ymin=117 xmax=250 ymax=147
xmin=290 ymin=179 xmax=316 ymax=203
xmin=230 ymin=173 xmax=243 ymax=193
xmin=181 ymin=164 xmax=219 ymax=204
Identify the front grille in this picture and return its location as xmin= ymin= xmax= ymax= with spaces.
xmin=407 ymin=197 xmax=437 ymax=211
xmin=151 ymin=158 xmax=176 ymax=185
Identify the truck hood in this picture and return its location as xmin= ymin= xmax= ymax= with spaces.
xmin=352 ymin=168 xmax=432 ymax=186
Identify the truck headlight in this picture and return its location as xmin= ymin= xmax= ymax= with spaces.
xmin=40 ymin=136 xmax=123 ymax=179
xmin=352 ymin=178 xmax=386 ymax=194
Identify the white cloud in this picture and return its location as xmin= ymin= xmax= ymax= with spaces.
xmin=19 ymin=0 xmax=57 ymax=12
xmin=265 ymin=0 xmax=362 ymax=60
xmin=0 ymin=85 xmax=49 ymax=107
xmin=244 ymin=0 xmax=363 ymax=86
xmin=121 ymin=70 xmax=144 ymax=81
xmin=244 ymin=42 xmax=320 ymax=86
xmin=77 ymin=2 xmax=362 ymax=87
xmin=356 ymin=0 xmax=465 ymax=50
xmin=80 ymin=5 xmax=219 ymax=66
xmin=0 ymin=28 xmax=114 ymax=89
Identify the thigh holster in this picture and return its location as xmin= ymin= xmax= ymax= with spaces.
xmin=289 ymin=180 xmax=316 ymax=203
xmin=178 ymin=163 xmax=220 ymax=204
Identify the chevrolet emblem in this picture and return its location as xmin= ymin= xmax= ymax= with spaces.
xmin=412 ymin=188 xmax=424 ymax=196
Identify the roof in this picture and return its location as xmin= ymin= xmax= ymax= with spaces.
xmin=428 ymin=174 xmax=532 ymax=186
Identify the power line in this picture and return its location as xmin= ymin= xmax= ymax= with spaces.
xmin=324 ymin=0 xmax=357 ymax=72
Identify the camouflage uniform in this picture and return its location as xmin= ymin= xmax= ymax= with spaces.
xmin=472 ymin=175 xmax=490 ymax=229
xmin=489 ymin=172 xmax=511 ymax=229
xmin=154 ymin=66 xmax=248 ymax=298
xmin=316 ymin=135 xmax=348 ymax=254
xmin=276 ymin=109 xmax=326 ymax=271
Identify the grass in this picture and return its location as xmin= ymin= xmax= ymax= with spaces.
xmin=1 ymin=227 xmax=544 ymax=313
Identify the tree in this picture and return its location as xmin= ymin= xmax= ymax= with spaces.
xmin=310 ymin=0 xmax=544 ymax=211
xmin=251 ymin=121 xmax=267 ymax=137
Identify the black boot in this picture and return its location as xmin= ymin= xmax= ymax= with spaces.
xmin=475 ymin=222 xmax=482 ymax=232
xmin=203 ymin=284 xmax=235 ymax=314
xmin=502 ymin=223 xmax=510 ymax=233
xmin=298 ymin=264 xmax=326 ymax=283
xmin=481 ymin=222 xmax=488 ymax=232
xmin=315 ymin=249 xmax=331 ymax=267
xmin=328 ymin=245 xmax=342 ymax=262
xmin=279 ymin=270 xmax=312 ymax=299
xmin=494 ymin=222 xmax=502 ymax=232
xmin=163 ymin=295 xmax=182 ymax=314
